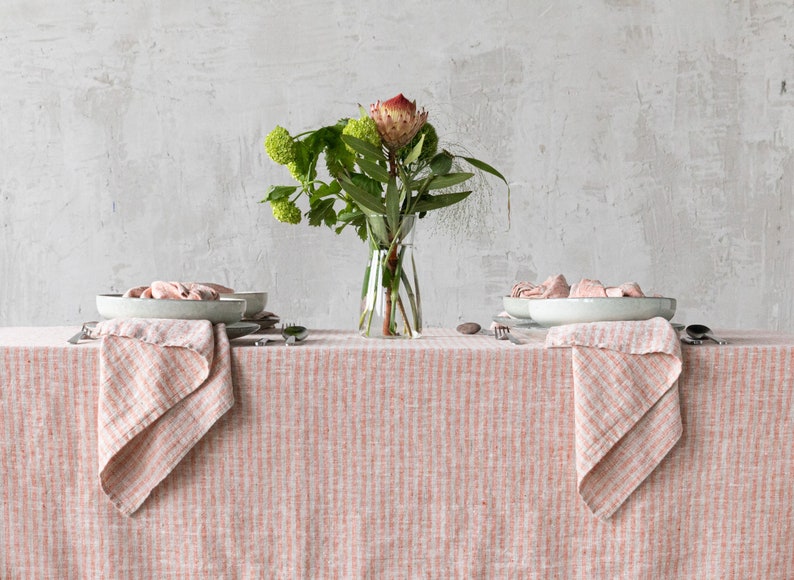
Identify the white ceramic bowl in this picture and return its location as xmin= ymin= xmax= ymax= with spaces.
xmin=96 ymin=294 xmax=246 ymax=324
xmin=222 ymin=292 xmax=268 ymax=318
xmin=503 ymin=296 xmax=677 ymax=327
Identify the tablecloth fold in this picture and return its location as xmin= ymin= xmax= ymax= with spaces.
xmin=93 ymin=318 xmax=234 ymax=516
xmin=545 ymin=316 xmax=682 ymax=519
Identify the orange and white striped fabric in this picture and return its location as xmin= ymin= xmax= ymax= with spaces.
xmin=92 ymin=318 xmax=234 ymax=516
xmin=4 ymin=326 xmax=794 ymax=577
xmin=545 ymin=317 xmax=682 ymax=519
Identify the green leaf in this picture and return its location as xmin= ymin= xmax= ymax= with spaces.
xmin=291 ymin=140 xmax=310 ymax=169
xmin=411 ymin=191 xmax=472 ymax=213
xmin=334 ymin=212 xmax=367 ymax=239
xmin=307 ymin=198 xmax=336 ymax=227
xmin=337 ymin=209 xmax=362 ymax=223
xmin=402 ymin=133 xmax=425 ymax=165
xmin=291 ymin=140 xmax=316 ymax=180
xmin=356 ymin=157 xmax=391 ymax=183
xmin=341 ymin=135 xmax=386 ymax=162
xmin=460 ymin=154 xmax=511 ymax=227
xmin=309 ymin=181 xmax=342 ymax=201
xmin=429 ymin=151 xmax=453 ymax=175
xmin=325 ymin=141 xmax=355 ymax=177
xmin=460 ymin=155 xmax=508 ymax=184
xmin=304 ymin=125 xmax=342 ymax=151
xmin=261 ymin=185 xmax=297 ymax=203
xmin=338 ymin=177 xmax=388 ymax=215
xmin=350 ymin=172 xmax=384 ymax=197
xmin=425 ymin=172 xmax=474 ymax=191
xmin=366 ymin=214 xmax=390 ymax=246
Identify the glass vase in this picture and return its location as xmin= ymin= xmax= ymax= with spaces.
xmin=359 ymin=214 xmax=422 ymax=338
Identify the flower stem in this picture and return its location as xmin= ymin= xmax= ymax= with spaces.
xmin=382 ymin=245 xmax=399 ymax=335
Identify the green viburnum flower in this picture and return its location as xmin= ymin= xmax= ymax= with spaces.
xmin=342 ymin=115 xmax=381 ymax=152
xmin=264 ymin=126 xmax=296 ymax=165
xmin=270 ymin=198 xmax=302 ymax=224
xmin=286 ymin=161 xmax=303 ymax=182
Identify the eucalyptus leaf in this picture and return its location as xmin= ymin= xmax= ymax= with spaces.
xmin=411 ymin=191 xmax=472 ymax=213
xmin=366 ymin=214 xmax=390 ymax=246
xmin=460 ymin=155 xmax=508 ymax=183
xmin=408 ymin=175 xmax=434 ymax=196
xmin=425 ymin=172 xmax=474 ymax=191
xmin=341 ymin=135 xmax=386 ymax=162
xmin=338 ymin=177 xmax=388 ymax=215
xmin=357 ymin=157 xmax=391 ymax=183
xmin=350 ymin=172 xmax=384 ymax=196
xmin=460 ymin=155 xmax=511 ymax=225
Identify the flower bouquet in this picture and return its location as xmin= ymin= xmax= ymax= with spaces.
xmin=262 ymin=94 xmax=508 ymax=338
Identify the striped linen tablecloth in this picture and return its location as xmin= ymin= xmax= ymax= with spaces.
xmin=2 ymin=326 xmax=794 ymax=578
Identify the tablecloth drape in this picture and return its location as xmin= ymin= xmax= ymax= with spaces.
xmin=2 ymin=327 xmax=793 ymax=578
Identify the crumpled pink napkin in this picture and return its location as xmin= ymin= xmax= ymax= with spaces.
xmin=545 ymin=317 xmax=682 ymax=519
xmin=93 ymin=318 xmax=234 ymax=516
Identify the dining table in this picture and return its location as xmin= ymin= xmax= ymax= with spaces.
xmin=1 ymin=324 xmax=793 ymax=578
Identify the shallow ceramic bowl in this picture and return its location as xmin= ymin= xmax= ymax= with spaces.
xmin=96 ymin=294 xmax=246 ymax=324
xmin=503 ymin=296 xmax=677 ymax=327
xmin=223 ymin=291 xmax=268 ymax=318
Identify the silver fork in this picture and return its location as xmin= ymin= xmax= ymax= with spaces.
xmin=67 ymin=322 xmax=98 ymax=345
xmin=494 ymin=325 xmax=522 ymax=345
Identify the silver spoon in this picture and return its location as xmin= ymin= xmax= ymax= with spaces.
xmin=685 ymin=324 xmax=728 ymax=345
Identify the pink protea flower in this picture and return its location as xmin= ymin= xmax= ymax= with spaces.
xmin=369 ymin=94 xmax=429 ymax=151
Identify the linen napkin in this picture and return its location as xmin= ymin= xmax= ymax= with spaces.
xmin=545 ymin=317 xmax=682 ymax=519
xmin=92 ymin=318 xmax=234 ymax=516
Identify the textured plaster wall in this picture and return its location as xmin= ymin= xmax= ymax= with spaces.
xmin=2 ymin=0 xmax=793 ymax=331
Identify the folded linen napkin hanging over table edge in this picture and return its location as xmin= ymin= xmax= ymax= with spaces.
xmin=91 ymin=318 xmax=234 ymax=516
xmin=545 ymin=316 xmax=683 ymax=519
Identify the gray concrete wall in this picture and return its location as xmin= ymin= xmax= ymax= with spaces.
xmin=2 ymin=1 xmax=792 ymax=331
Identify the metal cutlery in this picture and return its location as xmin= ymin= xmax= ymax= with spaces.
xmin=685 ymin=324 xmax=728 ymax=345
xmin=281 ymin=324 xmax=309 ymax=344
xmin=494 ymin=325 xmax=522 ymax=345
xmin=67 ymin=322 xmax=97 ymax=344
xmin=255 ymin=323 xmax=309 ymax=346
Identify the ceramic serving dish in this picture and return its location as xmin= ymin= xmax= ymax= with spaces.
xmin=96 ymin=294 xmax=246 ymax=324
xmin=222 ymin=292 xmax=268 ymax=318
xmin=503 ymin=296 xmax=677 ymax=327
